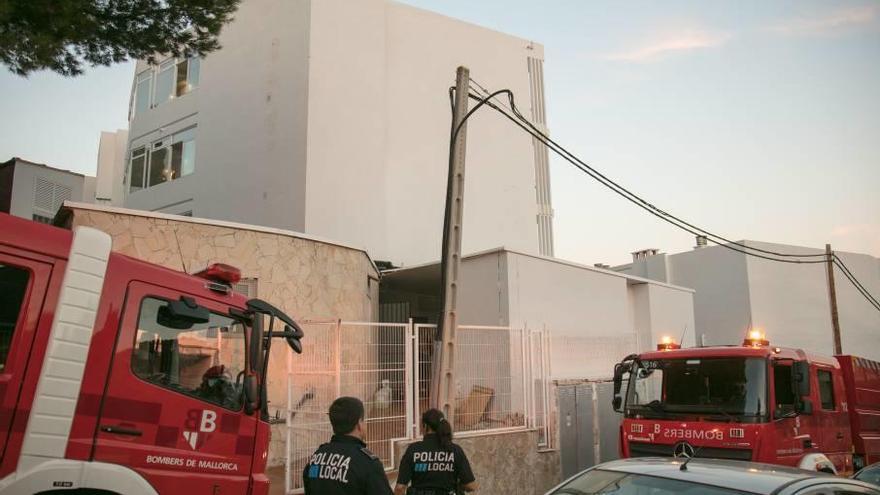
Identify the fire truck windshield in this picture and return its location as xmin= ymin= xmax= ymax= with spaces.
xmin=626 ymin=357 xmax=768 ymax=420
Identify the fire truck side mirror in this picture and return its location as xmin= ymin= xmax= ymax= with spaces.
xmin=243 ymin=374 xmax=259 ymax=414
xmin=793 ymin=361 xmax=811 ymax=396
xmin=157 ymin=297 xmax=210 ymax=329
xmin=612 ymin=396 xmax=623 ymax=412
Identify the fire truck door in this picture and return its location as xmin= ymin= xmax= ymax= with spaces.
xmin=816 ymin=367 xmax=851 ymax=472
xmin=0 ymin=252 xmax=52 ymax=464
xmin=93 ymin=282 xmax=257 ymax=495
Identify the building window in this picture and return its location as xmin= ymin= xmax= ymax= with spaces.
xmin=131 ymin=297 xmax=246 ymax=410
xmin=129 ymin=56 xmax=201 ymax=116
xmin=129 ymin=147 xmax=147 ymax=193
xmin=153 ymin=59 xmax=176 ymax=107
xmin=133 ymin=69 xmax=152 ymax=117
xmin=170 ymin=127 xmax=196 ymax=178
xmin=818 ymin=369 xmax=835 ymax=410
xmin=176 ymin=57 xmax=200 ymax=97
xmin=128 ymin=127 xmax=196 ymax=193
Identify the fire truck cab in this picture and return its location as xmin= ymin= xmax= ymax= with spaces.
xmin=0 ymin=213 xmax=302 ymax=494
xmin=612 ymin=331 xmax=880 ymax=476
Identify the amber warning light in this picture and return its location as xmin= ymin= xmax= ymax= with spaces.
xmin=195 ymin=263 xmax=242 ymax=285
xmin=657 ymin=335 xmax=681 ymax=351
xmin=743 ymin=329 xmax=770 ymax=347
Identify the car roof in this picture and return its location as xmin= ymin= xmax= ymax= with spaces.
xmin=591 ymin=458 xmax=825 ymax=494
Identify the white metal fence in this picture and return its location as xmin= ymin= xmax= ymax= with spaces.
xmin=284 ymin=320 xmax=551 ymax=493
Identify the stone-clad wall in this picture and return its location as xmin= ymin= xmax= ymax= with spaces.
xmin=394 ymin=430 xmax=561 ymax=494
xmin=64 ymin=205 xmax=379 ymax=465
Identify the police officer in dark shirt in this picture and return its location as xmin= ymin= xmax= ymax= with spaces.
xmin=394 ymin=409 xmax=478 ymax=495
xmin=303 ymin=396 xmax=393 ymax=495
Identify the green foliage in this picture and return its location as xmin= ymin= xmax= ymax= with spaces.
xmin=0 ymin=0 xmax=240 ymax=76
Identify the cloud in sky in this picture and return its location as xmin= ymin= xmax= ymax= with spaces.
xmin=767 ymin=5 xmax=877 ymax=36
xmin=603 ymin=29 xmax=731 ymax=62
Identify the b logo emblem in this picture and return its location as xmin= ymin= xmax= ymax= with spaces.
xmin=673 ymin=441 xmax=696 ymax=458
xmin=183 ymin=410 xmax=217 ymax=450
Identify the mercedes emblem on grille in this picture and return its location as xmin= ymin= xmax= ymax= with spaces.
xmin=673 ymin=441 xmax=696 ymax=458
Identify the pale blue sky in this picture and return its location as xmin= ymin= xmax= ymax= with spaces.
xmin=1 ymin=1 xmax=878 ymax=265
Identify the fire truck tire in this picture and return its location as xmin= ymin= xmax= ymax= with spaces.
xmin=0 ymin=459 xmax=158 ymax=495
xmin=798 ymin=453 xmax=837 ymax=474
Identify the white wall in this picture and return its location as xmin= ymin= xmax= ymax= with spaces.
xmin=666 ymin=246 xmax=753 ymax=346
xmin=382 ymin=2 xmax=542 ymax=265
xmin=95 ymin=129 xmax=128 ymax=206
xmin=621 ymin=242 xmax=880 ymax=361
xmin=744 ymin=241 xmax=880 ymax=360
xmin=502 ymin=251 xmax=695 ymax=380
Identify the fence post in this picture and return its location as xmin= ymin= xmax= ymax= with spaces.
xmin=520 ymin=326 xmax=528 ymax=430
xmin=285 ymin=347 xmax=292 ymax=494
xmin=405 ymin=319 xmax=415 ymax=440
xmin=334 ymin=319 xmax=342 ymax=398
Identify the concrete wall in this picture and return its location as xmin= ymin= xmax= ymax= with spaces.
xmin=95 ymin=129 xmax=129 ymax=205
xmin=394 ymin=430 xmax=560 ymax=495
xmin=121 ymin=0 xmax=546 ymax=266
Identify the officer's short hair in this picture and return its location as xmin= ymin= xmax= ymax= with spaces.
xmin=329 ymin=396 xmax=364 ymax=435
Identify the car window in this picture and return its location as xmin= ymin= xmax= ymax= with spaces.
xmin=552 ymin=469 xmax=751 ymax=495
xmin=854 ymin=466 xmax=880 ymax=486
xmin=793 ymin=483 xmax=879 ymax=495
xmin=131 ymin=297 xmax=247 ymax=410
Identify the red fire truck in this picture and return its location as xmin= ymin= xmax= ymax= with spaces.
xmin=612 ymin=330 xmax=880 ymax=476
xmin=0 ymin=213 xmax=303 ymax=494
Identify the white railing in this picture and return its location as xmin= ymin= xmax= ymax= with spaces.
xmin=284 ymin=320 xmax=551 ymax=494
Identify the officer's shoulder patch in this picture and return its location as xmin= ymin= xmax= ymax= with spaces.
xmin=360 ymin=447 xmax=379 ymax=460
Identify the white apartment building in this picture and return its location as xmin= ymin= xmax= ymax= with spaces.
xmin=119 ymin=0 xmax=554 ymax=266
xmin=616 ymin=239 xmax=880 ymax=361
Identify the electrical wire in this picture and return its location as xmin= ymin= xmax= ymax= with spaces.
xmin=460 ymin=87 xmax=827 ymax=264
xmin=833 ymin=255 xmax=880 ymax=310
xmin=455 ymin=83 xmax=879 ymax=311
xmin=467 ymin=80 xmax=828 ymax=260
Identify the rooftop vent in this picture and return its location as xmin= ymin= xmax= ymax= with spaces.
xmin=694 ymin=235 xmax=708 ymax=249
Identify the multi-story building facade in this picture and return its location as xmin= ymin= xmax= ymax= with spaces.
xmin=0 ymin=158 xmax=95 ymax=223
xmin=120 ymin=0 xmax=554 ymax=266
xmin=616 ymin=239 xmax=880 ymax=360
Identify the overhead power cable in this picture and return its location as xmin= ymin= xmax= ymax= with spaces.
xmin=460 ymin=85 xmax=826 ymax=265
xmin=833 ymin=255 xmax=880 ymax=310
xmin=454 ymin=83 xmax=879 ymax=311
xmin=467 ymin=79 xmax=828 ymax=260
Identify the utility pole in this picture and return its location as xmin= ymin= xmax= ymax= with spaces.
xmin=825 ymin=244 xmax=842 ymax=355
xmin=430 ymin=66 xmax=470 ymax=425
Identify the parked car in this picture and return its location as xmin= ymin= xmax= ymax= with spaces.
xmin=854 ymin=463 xmax=880 ymax=487
xmin=545 ymin=458 xmax=880 ymax=495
